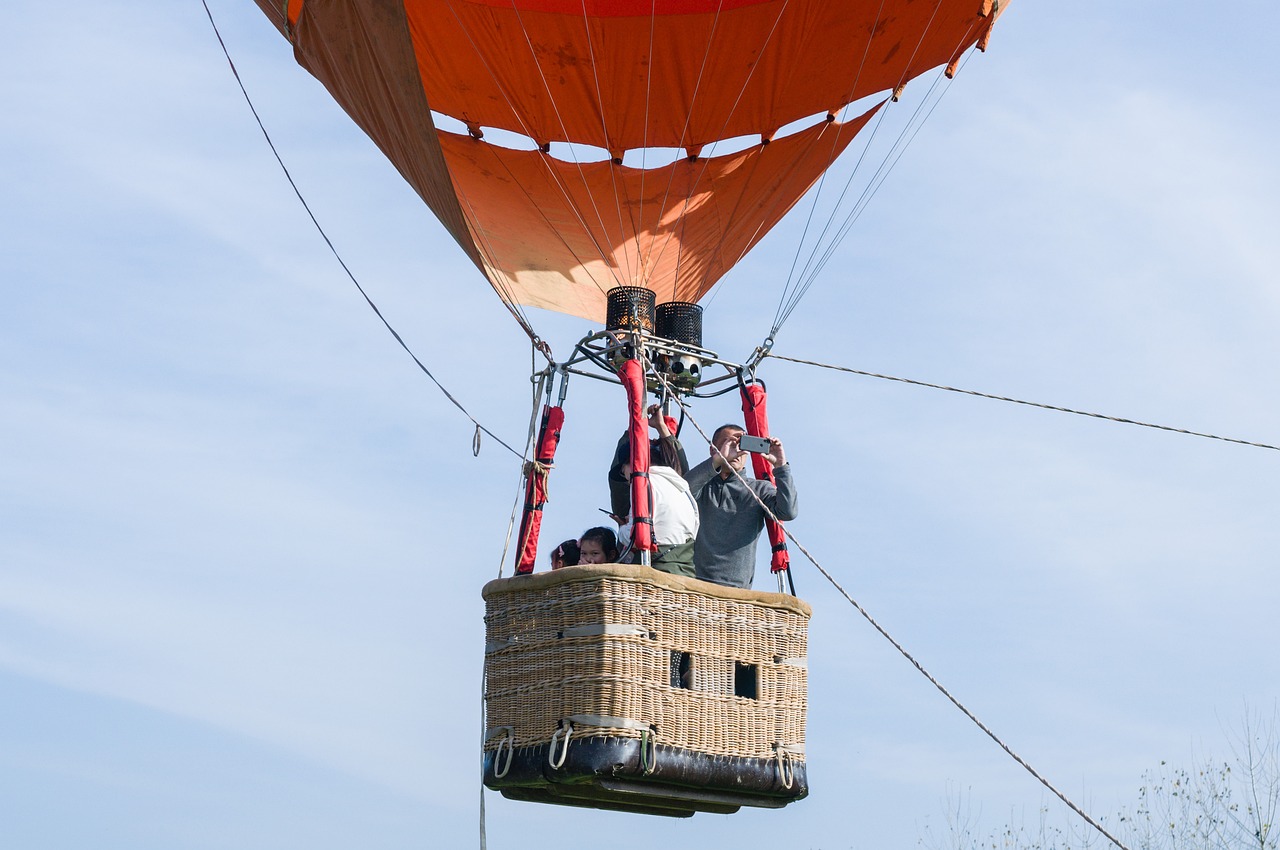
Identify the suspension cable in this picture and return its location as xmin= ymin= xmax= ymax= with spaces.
xmin=788 ymin=45 xmax=979 ymax=322
xmin=656 ymin=375 xmax=1132 ymax=850
xmin=440 ymin=0 xmax=620 ymax=298
xmin=768 ymin=353 xmax=1280 ymax=453
xmin=773 ymin=25 xmax=978 ymax=336
xmin=202 ymin=0 xmax=527 ymax=461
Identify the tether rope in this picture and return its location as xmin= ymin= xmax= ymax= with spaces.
xmin=656 ymin=374 xmax=1132 ymax=850
xmin=768 ymin=353 xmax=1280 ymax=452
xmin=497 ymin=363 xmax=551 ymax=580
xmin=202 ymin=0 xmax=526 ymax=461
xmin=481 ymin=354 xmax=546 ymax=850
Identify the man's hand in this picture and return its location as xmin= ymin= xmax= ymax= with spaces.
xmin=647 ymin=404 xmax=671 ymax=437
xmin=711 ymin=432 xmax=745 ymax=474
xmin=763 ymin=436 xmax=786 ymax=468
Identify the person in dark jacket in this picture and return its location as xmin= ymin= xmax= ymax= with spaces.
xmin=684 ymin=424 xmax=797 ymax=589
xmin=607 ymin=404 xmax=689 ymax=519
xmin=608 ymin=404 xmax=698 ymax=576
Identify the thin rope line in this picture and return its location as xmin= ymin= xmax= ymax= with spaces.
xmin=769 ymin=353 xmax=1280 ymax=452
xmin=657 ymin=375 xmax=1132 ymax=850
xmin=439 ymin=0 xmax=619 ymax=295
xmin=497 ymin=364 xmax=549 ymax=579
xmin=481 ymin=355 xmax=545 ymax=849
xmin=769 ymin=96 xmax=895 ymax=331
xmin=201 ymin=0 xmax=526 ymax=461
xmin=772 ymin=0 xmax=887 ymax=328
xmin=775 ymin=12 xmax=971 ymax=334
xmin=661 ymin=0 xmax=793 ymax=287
xmin=793 ymin=44 xmax=977 ymax=313
xmin=639 ymin=0 xmax=727 ymax=286
xmin=578 ymin=0 xmax=636 ymax=286
xmin=497 ymin=0 xmax=626 ymax=289
xmin=639 ymin=0 xmax=657 ymax=292
xmin=774 ymin=0 xmax=949 ymax=330
xmin=774 ymin=57 xmax=952 ymax=331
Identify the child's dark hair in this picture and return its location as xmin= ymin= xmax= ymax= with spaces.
xmin=552 ymin=539 xmax=580 ymax=567
xmin=579 ymin=526 xmax=619 ymax=561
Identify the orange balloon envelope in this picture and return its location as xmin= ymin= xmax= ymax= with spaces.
xmin=254 ymin=0 xmax=1006 ymax=321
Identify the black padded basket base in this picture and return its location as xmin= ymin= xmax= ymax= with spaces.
xmin=484 ymin=735 xmax=807 ymax=817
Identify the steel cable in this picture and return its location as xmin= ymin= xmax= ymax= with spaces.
xmin=202 ymin=0 xmax=526 ymax=461
xmin=656 ymin=374 xmax=1132 ymax=850
xmin=768 ymin=353 xmax=1280 ymax=452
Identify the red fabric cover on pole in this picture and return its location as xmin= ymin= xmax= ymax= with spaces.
xmin=514 ymin=405 xmax=564 ymax=574
xmin=619 ymin=359 xmax=654 ymax=554
xmin=740 ymin=383 xmax=790 ymax=573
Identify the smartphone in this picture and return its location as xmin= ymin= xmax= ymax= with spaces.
xmin=738 ymin=434 xmax=771 ymax=454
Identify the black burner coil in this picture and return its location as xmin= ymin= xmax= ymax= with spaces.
xmin=655 ymin=302 xmax=703 ymax=347
xmin=606 ymin=287 xmax=657 ymax=332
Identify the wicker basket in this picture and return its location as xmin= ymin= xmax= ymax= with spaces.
xmin=482 ymin=563 xmax=811 ymax=816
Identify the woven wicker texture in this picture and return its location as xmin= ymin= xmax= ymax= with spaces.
xmin=483 ymin=564 xmax=809 ymax=760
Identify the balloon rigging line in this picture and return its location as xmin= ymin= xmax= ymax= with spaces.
xmin=442 ymin=0 xmax=621 ymax=296
xmin=497 ymin=0 xmax=634 ymax=289
xmin=796 ymin=43 xmax=977 ymax=307
xmin=496 ymin=362 xmax=549 ymax=581
xmin=657 ymin=375 xmax=1132 ymax=850
xmin=767 ymin=352 xmax=1280 ymax=452
xmin=773 ymin=10 xmax=971 ymax=336
xmin=638 ymin=0 xmax=658 ymax=294
xmin=577 ymin=0 xmax=639 ymax=288
xmin=641 ymin=0 xmax=731 ymax=291
xmin=772 ymin=0 xmax=888 ymax=319
xmin=772 ymin=54 xmax=954 ymax=333
xmin=771 ymin=49 xmax=965 ymax=334
xmin=501 ymin=0 xmax=625 ymax=281
xmin=771 ymin=4 xmax=941 ymax=329
xmin=704 ymin=107 xmax=865 ymax=312
xmin=201 ymin=0 xmax=526 ymax=462
xmin=797 ymin=33 xmax=979 ymax=314
xmin=668 ymin=0 xmax=791 ymax=289
xmin=480 ymin=357 xmax=545 ymax=850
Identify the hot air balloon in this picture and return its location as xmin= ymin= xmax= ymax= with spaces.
xmin=252 ymin=0 xmax=1008 ymax=817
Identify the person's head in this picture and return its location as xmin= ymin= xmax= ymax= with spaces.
xmin=550 ymin=539 xmax=580 ymax=570
xmin=578 ymin=527 xmax=619 ymax=564
xmin=711 ymin=424 xmax=747 ymax=474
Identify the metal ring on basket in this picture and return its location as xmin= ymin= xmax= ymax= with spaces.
xmin=775 ymin=745 xmax=795 ymax=790
xmin=489 ymin=727 xmax=515 ymax=779
xmin=640 ymin=726 xmax=658 ymax=776
xmin=548 ymin=721 xmax=573 ymax=769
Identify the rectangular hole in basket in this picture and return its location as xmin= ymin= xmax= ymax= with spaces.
xmin=734 ymin=661 xmax=759 ymax=700
xmin=670 ymin=651 xmax=694 ymax=689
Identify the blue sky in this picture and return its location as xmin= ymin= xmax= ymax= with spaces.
xmin=3 ymin=2 xmax=1279 ymax=848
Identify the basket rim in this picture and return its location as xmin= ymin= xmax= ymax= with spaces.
xmin=483 ymin=563 xmax=812 ymax=618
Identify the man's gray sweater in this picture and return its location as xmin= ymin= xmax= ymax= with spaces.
xmin=684 ymin=459 xmax=798 ymax=589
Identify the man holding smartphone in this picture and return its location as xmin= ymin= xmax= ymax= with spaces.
xmin=684 ymin=424 xmax=798 ymax=589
